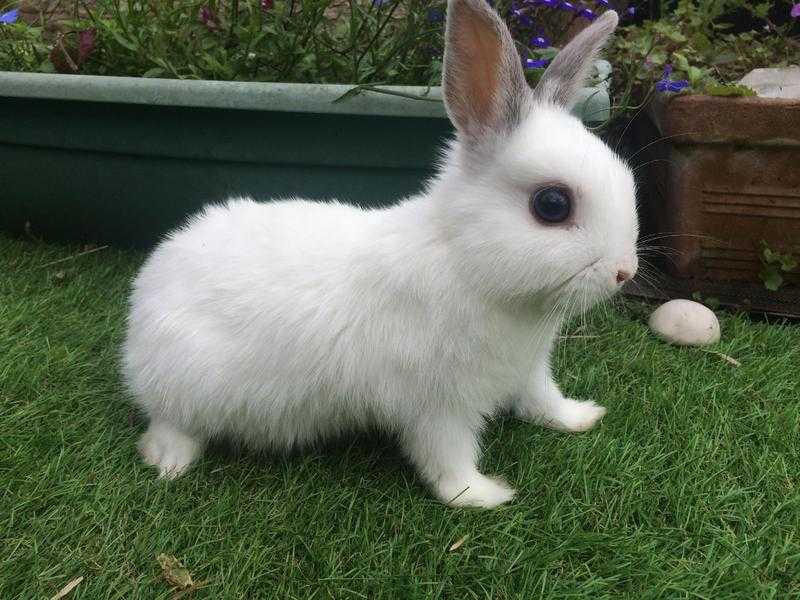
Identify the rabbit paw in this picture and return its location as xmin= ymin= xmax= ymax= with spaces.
xmin=435 ymin=474 xmax=516 ymax=508
xmin=537 ymin=398 xmax=607 ymax=432
xmin=138 ymin=421 xmax=203 ymax=479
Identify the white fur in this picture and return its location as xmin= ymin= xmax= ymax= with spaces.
xmin=122 ymin=3 xmax=638 ymax=508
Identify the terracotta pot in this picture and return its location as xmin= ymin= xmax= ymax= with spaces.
xmin=632 ymin=94 xmax=800 ymax=316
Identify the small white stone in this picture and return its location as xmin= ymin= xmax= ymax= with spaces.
xmin=648 ymin=299 xmax=721 ymax=346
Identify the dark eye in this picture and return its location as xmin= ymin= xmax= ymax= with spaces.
xmin=530 ymin=187 xmax=571 ymax=224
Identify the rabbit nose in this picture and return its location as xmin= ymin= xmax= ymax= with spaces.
xmin=616 ymin=270 xmax=632 ymax=284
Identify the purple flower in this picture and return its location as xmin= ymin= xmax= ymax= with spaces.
xmin=511 ymin=8 xmax=533 ymax=27
xmin=0 ymin=8 xmax=19 ymax=23
xmin=427 ymin=8 xmax=444 ymax=22
xmin=49 ymin=27 xmax=96 ymax=73
xmin=578 ymin=7 xmax=597 ymax=20
xmin=198 ymin=6 xmax=219 ymax=31
xmin=540 ymin=0 xmax=559 ymax=6
xmin=372 ymin=0 xmax=389 ymax=6
xmin=524 ymin=57 xmax=550 ymax=69
xmin=626 ymin=5 xmax=636 ymax=17
xmin=656 ymin=80 xmax=690 ymax=92
xmin=558 ymin=1 xmax=577 ymax=11
xmin=529 ymin=35 xmax=549 ymax=48
xmin=78 ymin=28 xmax=96 ymax=64
xmin=791 ymin=3 xmax=800 ymax=17
xmin=655 ymin=64 xmax=689 ymax=93
xmin=261 ymin=0 xmax=273 ymax=10
xmin=595 ymin=0 xmax=610 ymax=6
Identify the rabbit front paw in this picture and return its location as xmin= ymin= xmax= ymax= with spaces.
xmin=515 ymin=396 xmax=607 ymax=432
xmin=435 ymin=473 xmax=516 ymax=508
xmin=537 ymin=398 xmax=607 ymax=432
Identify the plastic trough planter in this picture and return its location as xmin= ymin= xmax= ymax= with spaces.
xmin=0 ymin=71 xmax=611 ymax=247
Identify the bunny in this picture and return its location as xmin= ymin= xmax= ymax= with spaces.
xmin=122 ymin=0 xmax=638 ymax=508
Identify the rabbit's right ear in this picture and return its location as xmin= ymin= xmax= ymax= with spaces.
xmin=443 ymin=0 xmax=531 ymax=143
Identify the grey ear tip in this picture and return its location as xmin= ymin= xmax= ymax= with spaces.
xmin=449 ymin=0 xmax=495 ymax=12
xmin=598 ymin=9 xmax=619 ymax=29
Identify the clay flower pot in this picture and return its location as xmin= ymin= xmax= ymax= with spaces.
xmin=634 ymin=94 xmax=800 ymax=316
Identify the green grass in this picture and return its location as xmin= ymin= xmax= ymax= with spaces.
xmin=2 ymin=233 xmax=799 ymax=600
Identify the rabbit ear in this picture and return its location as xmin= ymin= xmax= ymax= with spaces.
xmin=534 ymin=10 xmax=618 ymax=109
xmin=443 ymin=0 xmax=531 ymax=142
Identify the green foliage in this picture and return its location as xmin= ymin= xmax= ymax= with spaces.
xmin=0 ymin=0 xmax=448 ymax=85
xmin=607 ymin=0 xmax=798 ymax=118
xmin=0 ymin=19 xmax=52 ymax=72
xmin=0 ymin=0 xmax=796 ymax=115
xmin=759 ymin=241 xmax=798 ymax=292
xmin=706 ymin=83 xmax=757 ymax=96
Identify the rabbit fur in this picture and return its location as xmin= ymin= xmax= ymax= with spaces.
xmin=122 ymin=0 xmax=638 ymax=508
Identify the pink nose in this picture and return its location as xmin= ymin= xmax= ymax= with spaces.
xmin=616 ymin=270 xmax=632 ymax=284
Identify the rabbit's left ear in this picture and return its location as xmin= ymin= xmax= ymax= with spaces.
xmin=533 ymin=10 xmax=618 ymax=109
xmin=443 ymin=0 xmax=531 ymax=142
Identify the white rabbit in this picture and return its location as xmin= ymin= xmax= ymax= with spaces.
xmin=122 ymin=0 xmax=638 ymax=508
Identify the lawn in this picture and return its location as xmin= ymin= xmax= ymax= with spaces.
xmin=2 ymin=232 xmax=799 ymax=599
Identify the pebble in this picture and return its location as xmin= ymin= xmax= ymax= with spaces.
xmin=648 ymin=299 xmax=720 ymax=346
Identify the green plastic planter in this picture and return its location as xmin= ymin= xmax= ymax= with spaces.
xmin=0 ymin=72 xmax=610 ymax=247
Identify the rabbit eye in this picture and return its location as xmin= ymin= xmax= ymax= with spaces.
xmin=530 ymin=187 xmax=571 ymax=224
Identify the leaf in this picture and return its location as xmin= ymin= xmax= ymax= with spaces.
xmin=50 ymin=577 xmax=84 ymax=600
xmin=142 ymin=67 xmax=165 ymax=78
xmin=687 ymin=66 xmax=706 ymax=86
xmin=665 ymin=30 xmax=687 ymax=43
xmin=710 ymin=51 xmax=737 ymax=66
xmin=759 ymin=266 xmax=783 ymax=291
xmin=157 ymin=554 xmax=194 ymax=590
xmin=536 ymin=47 xmax=559 ymax=60
xmin=706 ymin=84 xmax=757 ymax=97
xmin=752 ymin=2 xmax=770 ymax=19
xmin=691 ymin=292 xmax=720 ymax=310
xmin=672 ymin=52 xmax=690 ymax=72
xmin=688 ymin=32 xmax=712 ymax=53
xmin=702 ymin=350 xmax=741 ymax=367
xmin=648 ymin=49 xmax=667 ymax=66
xmin=103 ymin=27 xmax=140 ymax=52
xmin=334 ymin=84 xmax=440 ymax=104
xmin=448 ymin=535 xmax=468 ymax=551
xmin=780 ymin=255 xmax=798 ymax=272
xmin=332 ymin=85 xmax=366 ymax=103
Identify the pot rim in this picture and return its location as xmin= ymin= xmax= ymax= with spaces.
xmin=0 ymin=70 xmax=611 ymax=122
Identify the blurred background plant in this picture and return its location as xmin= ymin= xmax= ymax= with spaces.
xmin=0 ymin=0 xmax=449 ymax=84
xmin=0 ymin=0 xmax=797 ymax=120
xmin=607 ymin=0 xmax=799 ymax=115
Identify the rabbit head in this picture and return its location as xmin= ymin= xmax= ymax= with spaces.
xmin=435 ymin=0 xmax=638 ymax=311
